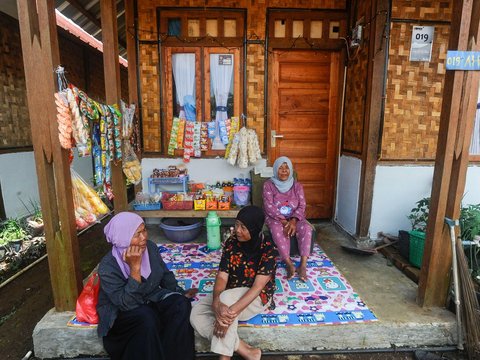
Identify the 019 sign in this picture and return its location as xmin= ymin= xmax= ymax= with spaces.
xmin=410 ymin=26 xmax=434 ymax=62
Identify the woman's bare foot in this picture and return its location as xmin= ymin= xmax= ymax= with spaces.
xmin=286 ymin=264 xmax=296 ymax=280
xmin=296 ymin=265 xmax=307 ymax=282
xmin=236 ymin=339 xmax=261 ymax=360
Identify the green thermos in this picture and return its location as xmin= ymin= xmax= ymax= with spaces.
xmin=206 ymin=211 xmax=221 ymax=250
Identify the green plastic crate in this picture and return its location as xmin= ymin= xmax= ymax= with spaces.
xmin=409 ymin=230 xmax=426 ymax=268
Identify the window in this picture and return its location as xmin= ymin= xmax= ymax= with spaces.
xmin=469 ymin=89 xmax=480 ymax=160
xmin=159 ymin=9 xmax=244 ymax=156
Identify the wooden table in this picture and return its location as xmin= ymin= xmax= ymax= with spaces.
xmin=132 ymin=209 xmax=240 ymax=219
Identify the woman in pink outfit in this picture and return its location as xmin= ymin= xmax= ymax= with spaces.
xmin=262 ymin=156 xmax=313 ymax=281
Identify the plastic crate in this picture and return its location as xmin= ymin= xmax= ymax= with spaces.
xmin=161 ymin=200 xmax=193 ymax=210
xmin=409 ymin=230 xmax=426 ymax=268
xmin=133 ymin=203 xmax=162 ymax=211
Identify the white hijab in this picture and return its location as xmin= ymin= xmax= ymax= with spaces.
xmin=271 ymin=156 xmax=294 ymax=193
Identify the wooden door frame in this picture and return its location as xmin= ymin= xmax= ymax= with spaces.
xmin=266 ymin=49 xmax=346 ymax=219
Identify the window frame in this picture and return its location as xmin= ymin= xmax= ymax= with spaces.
xmin=158 ymin=8 xmax=245 ymax=157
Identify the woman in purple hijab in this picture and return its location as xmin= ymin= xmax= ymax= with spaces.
xmin=96 ymin=212 xmax=198 ymax=360
xmin=262 ymin=156 xmax=313 ymax=282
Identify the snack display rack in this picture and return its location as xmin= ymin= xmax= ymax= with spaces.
xmin=148 ymin=176 xmax=189 ymax=194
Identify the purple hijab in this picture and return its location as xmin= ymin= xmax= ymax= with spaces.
xmin=104 ymin=212 xmax=151 ymax=279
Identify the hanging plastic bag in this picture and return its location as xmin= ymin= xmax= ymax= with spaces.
xmin=122 ymin=141 xmax=142 ymax=184
xmin=71 ymin=169 xmax=109 ymax=230
xmin=121 ymin=101 xmax=142 ymax=184
xmin=75 ymin=272 xmax=100 ymax=324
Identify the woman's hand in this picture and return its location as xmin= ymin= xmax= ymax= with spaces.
xmin=123 ymin=245 xmax=145 ymax=283
xmin=184 ymin=288 xmax=198 ymax=299
xmin=212 ymin=299 xmax=237 ymax=326
xmin=283 ymin=218 xmax=297 ymax=237
xmin=123 ymin=245 xmax=144 ymax=271
xmin=213 ymin=319 xmax=230 ymax=338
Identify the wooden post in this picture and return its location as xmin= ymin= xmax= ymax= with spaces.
xmin=418 ymin=0 xmax=480 ymax=307
xmin=100 ymin=0 xmax=128 ymax=212
xmin=357 ymin=0 xmax=390 ymax=238
xmin=16 ymin=0 xmax=82 ymax=311
xmin=125 ymin=0 xmax=142 ymax=194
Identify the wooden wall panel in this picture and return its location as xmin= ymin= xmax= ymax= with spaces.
xmin=139 ymin=42 xmax=161 ymax=153
xmin=392 ymin=0 xmax=452 ymax=21
xmin=137 ymin=0 xmax=346 ymax=154
xmin=342 ymin=0 xmax=371 ymax=154
xmin=382 ymin=22 xmax=450 ymax=160
xmin=0 ymin=13 xmax=31 ymax=148
xmin=0 ymin=12 xmax=129 ymax=151
xmin=246 ymin=44 xmax=265 ymax=151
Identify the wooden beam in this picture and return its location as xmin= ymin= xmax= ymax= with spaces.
xmin=65 ymin=0 xmax=127 ymax=49
xmin=101 ymin=0 xmax=128 ymax=212
xmin=357 ymin=0 xmax=390 ymax=237
xmin=418 ymin=0 xmax=480 ymax=307
xmin=124 ymin=0 xmax=142 ymax=193
xmin=16 ymin=0 xmax=82 ymax=311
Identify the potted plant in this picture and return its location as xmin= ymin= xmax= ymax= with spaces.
xmin=20 ymin=199 xmax=44 ymax=236
xmin=400 ymin=197 xmax=430 ymax=266
xmin=0 ymin=218 xmax=28 ymax=253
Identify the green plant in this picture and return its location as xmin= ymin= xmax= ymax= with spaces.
xmin=407 ymin=197 xmax=430 ymax=233
xmin=19 ymin=198 xmax=43 ymax=224
xmin=460 ymin=204 xmax=480 ymax=241
xmin=0 ymin=219 xmax=28 ymax=245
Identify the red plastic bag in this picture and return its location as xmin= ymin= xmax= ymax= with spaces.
xmin=76 ymin=272 xmax=100 ymax=324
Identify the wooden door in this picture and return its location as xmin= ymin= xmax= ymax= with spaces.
xmin=269 ymin=50 xmax=340 ymax=219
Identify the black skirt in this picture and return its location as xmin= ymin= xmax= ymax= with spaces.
xmin=103 ymin=294 xmax=195 ymax=360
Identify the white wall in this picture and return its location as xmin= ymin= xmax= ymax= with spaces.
xmin=141 ymin=157 xmax=267 ymax=192
xmin=0 ymin=152 xmax=40 ymax=218
xmin=369 ymin=164 xmax=480 ymax=239
xmin=0 ymin=150 xmax=93 ymax=218
xmin=335 ymin=155 xmax=362 ymax=235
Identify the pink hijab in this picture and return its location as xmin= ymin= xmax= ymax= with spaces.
xmin=104 ymin=212 xmax=151 ymax=279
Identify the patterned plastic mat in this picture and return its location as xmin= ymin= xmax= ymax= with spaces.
xmin=160 ymin=243 xmax=377 ymax=327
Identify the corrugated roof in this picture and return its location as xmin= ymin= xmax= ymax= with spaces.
xmin=54 ymin=0 xmax=127 ymax=58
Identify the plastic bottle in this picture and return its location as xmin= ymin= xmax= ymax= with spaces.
xmin=206 ymin=211 xmax=222 ymax=250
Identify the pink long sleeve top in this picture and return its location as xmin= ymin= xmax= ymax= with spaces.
xmin=262 ymin=179 xmax=307 ymax=222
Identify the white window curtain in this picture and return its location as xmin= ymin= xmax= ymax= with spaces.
xmin=210 ymin=54 xmax=234 ymax=150
xmin=469 ymin=88 xmax=480 ymax=155
xmin=172 ymin=53 xmax=196 ymax=121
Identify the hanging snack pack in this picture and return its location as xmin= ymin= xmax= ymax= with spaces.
xmin=224 ymin=117 xmax=240 ymax=158
xmin=183 ymin=121 xmax=195 ymax=162
xmin=207 ymin=121 xmax=216 ymax=138
xmin=200 ymin=123 xmax=209 ymax=151
xmin=168 ymin=117 xmax=180 ymax=155
xmin=193 ymin=122 xmax=201 ymax=157
xmin=71 ymin=169 xmax=109 ymax=230
xmin=54 ymin=91 xmax=73 ymax=150
xmin=121 ymin=101 xmax=141 ymax=184
xmin=177 ymin=119 xmax=186 ymax=149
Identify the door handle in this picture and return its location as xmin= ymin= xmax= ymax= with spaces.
xmin=271 ymin=130 xmax=284 ymax=147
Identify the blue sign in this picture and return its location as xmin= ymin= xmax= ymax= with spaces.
xmin=446 ymin=51 xmax=480 ymax=70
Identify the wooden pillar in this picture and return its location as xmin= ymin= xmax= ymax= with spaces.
xmin=100 ymin=0 xmax=128 ymax=211
xmin=125 ymin=0 xmax=142 ymax=194
xmin=357 ymin=0 xmax=390 ymax=237
xmin=16 ymin=0 xmax=82 ymax=311
xmin=418 ymin=0 xmax=480 ymax=307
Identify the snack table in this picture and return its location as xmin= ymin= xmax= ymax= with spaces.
xmin=132 ymin=208 xmax=240 ymax=219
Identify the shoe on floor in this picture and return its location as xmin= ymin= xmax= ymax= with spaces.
xmin=414 ymin=350 xmax=443 ymax=360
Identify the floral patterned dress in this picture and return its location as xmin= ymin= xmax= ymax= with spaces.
xmin=219 ymin=234 xmax=277 ymax=308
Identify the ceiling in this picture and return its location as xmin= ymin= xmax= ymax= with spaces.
xmin=55 ymin=0 xmax=127 ymax=58
xmin=0 ymin=1 xmax=127 ymax=58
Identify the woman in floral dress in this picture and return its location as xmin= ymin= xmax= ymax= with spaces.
xmin=190 ymin=206 xmax=277 ymax=360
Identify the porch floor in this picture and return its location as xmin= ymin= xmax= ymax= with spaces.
xmin=32 ymin=221 xmax=457 ymax=359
